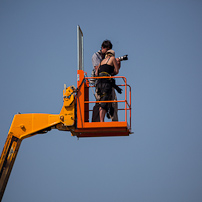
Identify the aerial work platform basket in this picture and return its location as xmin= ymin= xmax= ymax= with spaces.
xmin=73 ymin=70 xmax=132 ymax=138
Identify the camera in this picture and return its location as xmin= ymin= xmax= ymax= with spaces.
xmin=118 ymin=55 xmax=128 ymax=61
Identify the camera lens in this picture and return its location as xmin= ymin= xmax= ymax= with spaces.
xmin=118 ymin=55 xmax=128 ymax=61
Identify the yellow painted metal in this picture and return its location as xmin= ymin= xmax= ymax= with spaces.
xmin=6 ymin=85 xmax=76 ymax=140
xmin=0 ymin=85 xmax=76 ymax=201
xmin=59 ymin=85 xmax=75 ymax=127
xmin=8 ymin=113 xmax=60 ymax=140
xmin=0 ymin=134 xmax=21 ymax=201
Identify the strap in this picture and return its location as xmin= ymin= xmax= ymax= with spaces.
xmin=76 ymin=78 xmax=86 ymax=93
xmin=99 ymin=72 xmax=111 ymax=76
xmin=95 ymin=50 xmax=104 ymax=60
xmin=106 ymin=56 xmax=111 ymax=64
xmin=66 ymin=77 xmax=86 ymax=99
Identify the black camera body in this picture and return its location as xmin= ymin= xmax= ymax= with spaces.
xmin=118 ymin=55 xmax=128 ymax=61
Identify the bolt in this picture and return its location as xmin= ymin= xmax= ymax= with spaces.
xmin=60 ymin=116 xmax=64 ymax=121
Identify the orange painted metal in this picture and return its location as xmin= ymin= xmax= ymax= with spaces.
xmin=74 ymin=70 xmax=132 ymax=137
xmin=76 ymin=70 xmax=85 ymax=128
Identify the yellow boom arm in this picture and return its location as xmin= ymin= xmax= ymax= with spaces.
xmin=0 ymin=85 xmax=76 ymax=201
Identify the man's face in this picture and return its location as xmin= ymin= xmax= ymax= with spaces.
xmin=101 ymin=47 xmax=110 ymax=54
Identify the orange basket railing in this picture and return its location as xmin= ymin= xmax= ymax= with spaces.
xmin=84 ymin=75 xmax=132 ymax=130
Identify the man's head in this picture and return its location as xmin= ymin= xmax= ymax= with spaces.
xmin=101 ymin=40 xmax=113 ymax=54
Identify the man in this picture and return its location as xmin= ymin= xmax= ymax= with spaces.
xmin=91 ymin=40 xmax=120 ymax=121
xmin=91 ymin=40 xmax=113 ymax=84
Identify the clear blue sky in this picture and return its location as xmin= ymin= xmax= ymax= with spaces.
xmin=0 ymin=0 xmax=202 ymax=201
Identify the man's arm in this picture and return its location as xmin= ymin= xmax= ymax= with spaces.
xmin=92 ymin=52 xmax=102 ymax=69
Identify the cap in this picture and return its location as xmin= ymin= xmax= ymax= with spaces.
xmin=106 ymin=49 xmax=115 ymax=56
